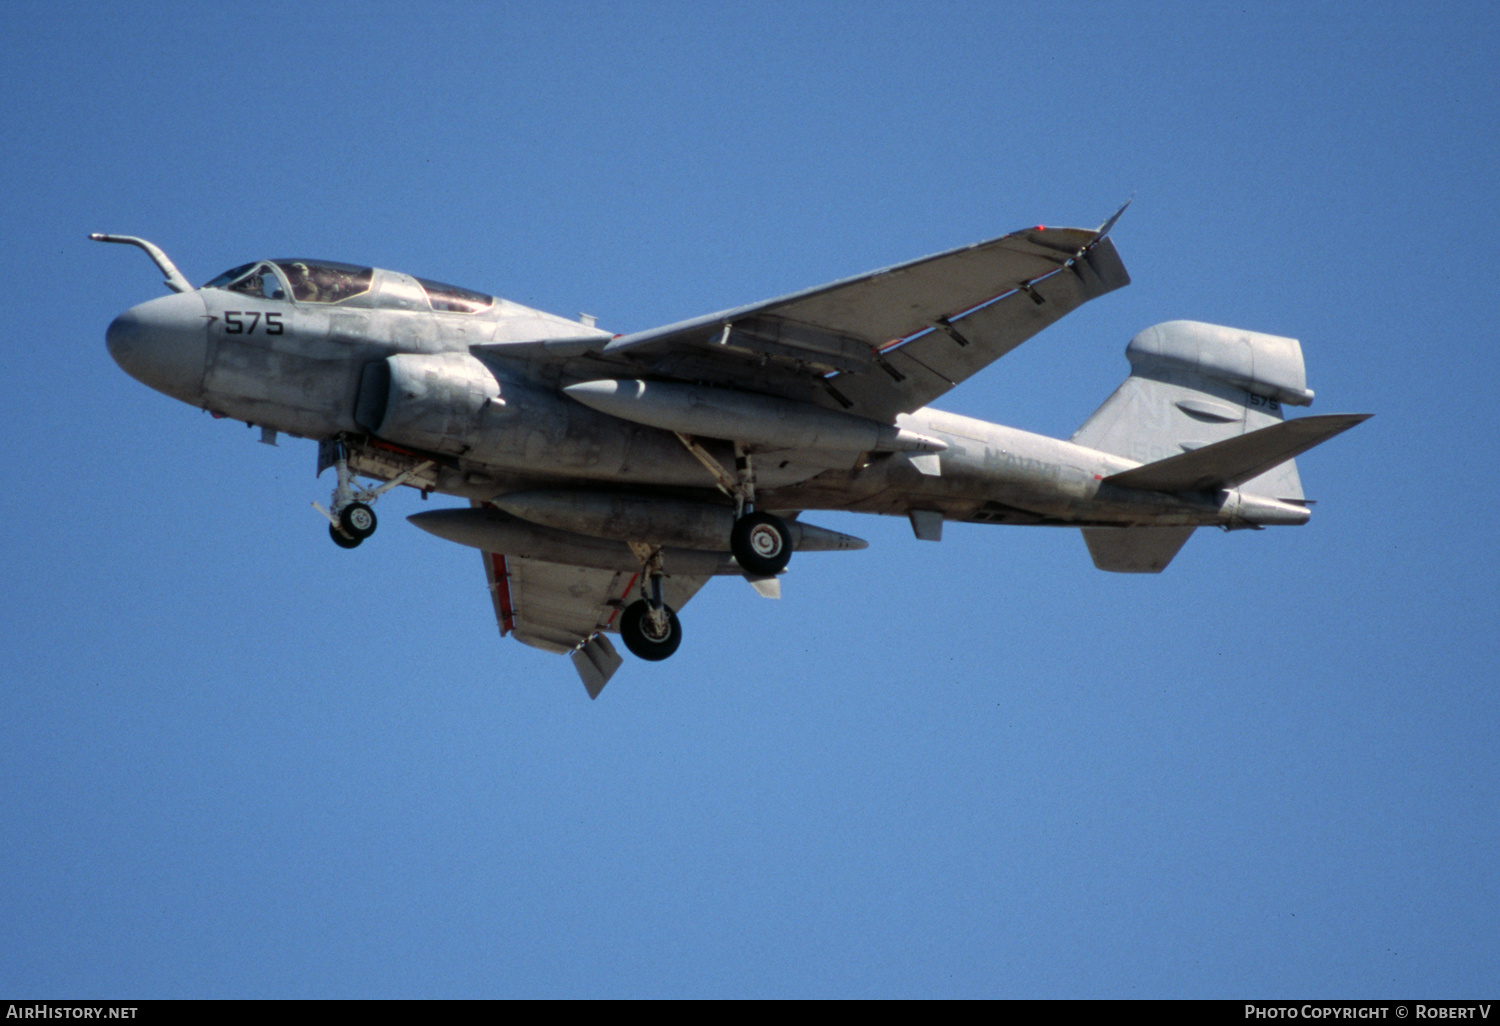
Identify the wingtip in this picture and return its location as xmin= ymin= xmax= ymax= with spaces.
xmin=1096 ymin=195 xmax=1134 ymax=239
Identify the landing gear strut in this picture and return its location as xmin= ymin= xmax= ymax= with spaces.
xmin=620 ymin=545 xmax=684 ymax=660
xmin=673 ymin=434 xmax=794 ymax=576
xmin=313 ymin=436 xmax=434 ymax=549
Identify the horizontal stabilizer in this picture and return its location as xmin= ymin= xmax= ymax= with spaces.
xmin=1082 ymin=526 xmax=1195 ymax=573
xmin=1104 ymin=414 xmax=1371 ymax=493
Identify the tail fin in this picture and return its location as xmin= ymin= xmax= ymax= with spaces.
xmin=1071 ymin=320 xmax=1315 ymax=501
xmin=1073 ymin=321 xmax=1369 ymax=573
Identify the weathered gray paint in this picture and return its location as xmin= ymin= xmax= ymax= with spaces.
xmin=98 ymin=220 xmax=1369 ymax=695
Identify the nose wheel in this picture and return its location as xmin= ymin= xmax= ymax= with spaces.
xmin=328 ymin=501 xmax=377 ymax=547
xmin=339 ymin=502 xmax=377 ymax=539
xmin=312 ymin=437 xmax=432 ymax=550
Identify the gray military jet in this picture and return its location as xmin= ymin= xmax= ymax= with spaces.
xmin=97 ymin=216 xmax=1368 ymax=697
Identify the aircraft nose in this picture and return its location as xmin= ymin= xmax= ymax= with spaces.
xmin=107 ymin=291 xmax=208 ymax=405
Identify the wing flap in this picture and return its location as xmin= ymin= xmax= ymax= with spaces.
xmin=571 ymin=635 xmax=624 ymax=699
xmin=471 ymin=512 xmax=716 ymax=697
xmin=505 ymin=559 xmax=635 ymax=645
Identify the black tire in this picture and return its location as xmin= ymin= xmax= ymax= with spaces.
xmin=329 ymin=523 xmax=362 ymax=549
xmin=730 ymin=511 xmax=792 ymax=575
xmin=340 ymin=502 xmax=377 ymax=539
xmin=619 ymin=601 xmax=682 ymax=661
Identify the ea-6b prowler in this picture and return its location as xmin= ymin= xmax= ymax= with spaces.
xmin=97 ymin=214 xmax=1368 ymax=697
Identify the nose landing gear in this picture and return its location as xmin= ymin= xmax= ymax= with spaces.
xmin=328 ymin=502 xmax=377 ymax=548
xmin=313 ymin=437 xmax=434 ymax=549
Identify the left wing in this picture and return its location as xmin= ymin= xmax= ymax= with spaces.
xmin=588 ymin=220 xmax=1129 ymax=420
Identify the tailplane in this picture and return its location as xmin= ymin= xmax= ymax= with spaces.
xmin=1072 ymin=320 xmax=1368 ymax=572
xmin=1072 ymin=320 xmax=1315 ymax=500
xmin=1103 ymin=413 xmax=1371 ymax=494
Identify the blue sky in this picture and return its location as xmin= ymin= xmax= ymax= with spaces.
xmin=2 ymin=0 xmax=1496 ymax=998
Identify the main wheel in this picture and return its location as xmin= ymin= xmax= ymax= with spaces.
xmin=329 ymin=523 xmax=362 ymax=549
xmin=619 ymin=601 xmax=682 ymax=661
xmin=730 ymin=511 xmax=792 ymax=575
xmin=339 ymin=502 xmax=377 ymax=540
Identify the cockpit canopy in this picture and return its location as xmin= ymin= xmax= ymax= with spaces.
xmin=203 ymin=260 xmax=494 ymax=314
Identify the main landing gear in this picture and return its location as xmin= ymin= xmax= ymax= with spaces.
xmin=616 ymin=509 xmax=788 ymax=661
xmin=619 ymin=600 xmax=682 ymax=660
xmin=313 ymin=437 xmax=434 ymax=549
xmin=673 ymin=434 xmax=794 ymax=576
xmin=613 ymin=454 xmax=794 ymax=663
xmin=619 ymin=545 xmax=683 ymax=660
xmin=730 ymin=510 xmax=792 ymax=576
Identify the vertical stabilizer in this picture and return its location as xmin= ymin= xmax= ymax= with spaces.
xmin=1071 ymin=320 xmax=1313 ymax=502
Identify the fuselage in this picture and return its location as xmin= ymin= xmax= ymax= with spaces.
xmin=105 ymin=257 xmax=1275 ymax=532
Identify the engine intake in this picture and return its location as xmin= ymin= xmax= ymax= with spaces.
xmin=356 ymin=352 xmax=500 ymax=454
